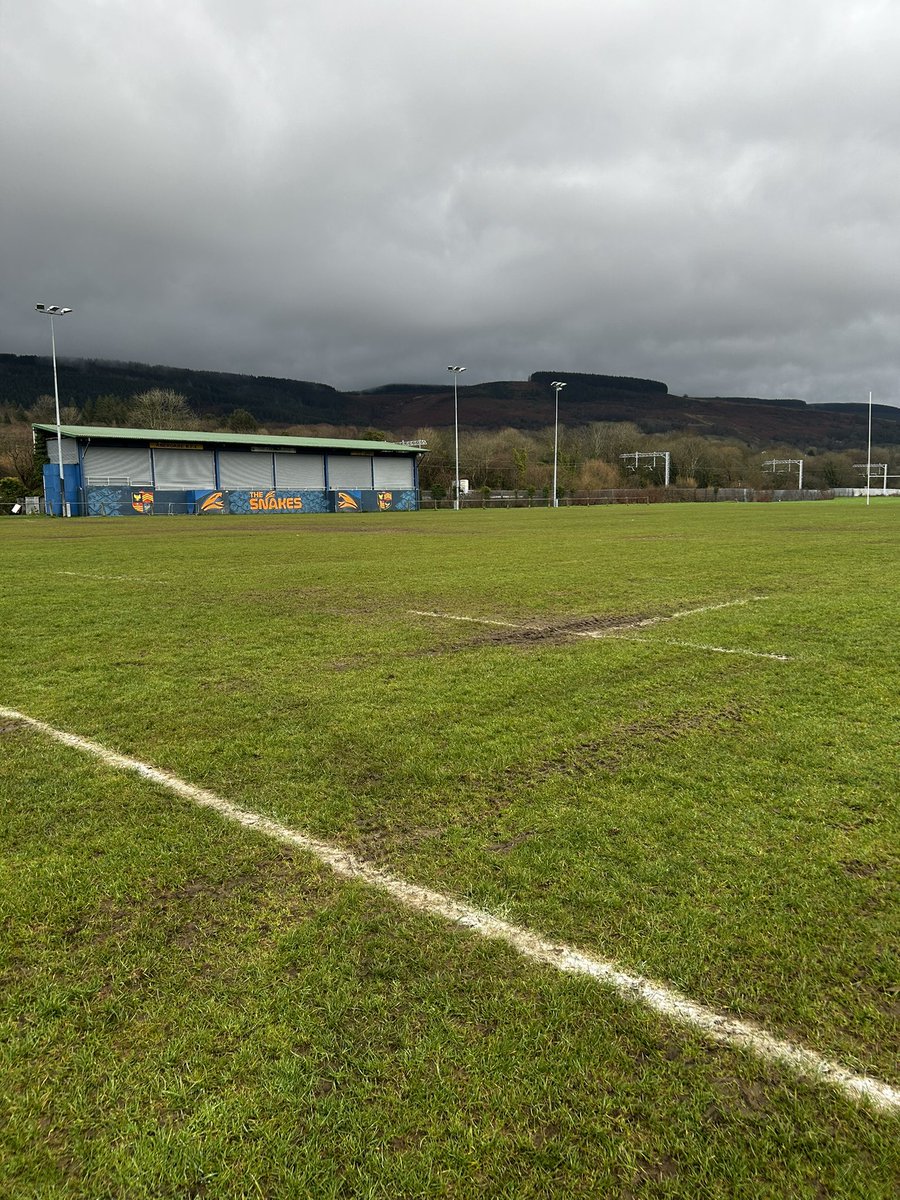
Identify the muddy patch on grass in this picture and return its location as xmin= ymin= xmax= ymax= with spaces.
xmin=321 ymin=607 xmax=670 ymax=667
xmin=485 ymin=830 xmax=535 ymax=854
xmin=347 ymin=817 xmax=446 ymax=862
xmin=35 ymin=1115 xmax=81 ymax=1184
xmin=708 ymin=1075 xmax=771 ymax=1118
xmin=467 ymin=706 xmax=747 ymax=815
xmin=464 ymin=611 xmax=659 ymax=651
xmin=401 ymin=608 xmax=690 ymax=656
xmin=82 ymin=850 xmax=334 ymax=950
xmin=636 ymin=1154 xmax=679 ymax=1182
xmin=841 ymin=859 xmax=890 ymax=878
xmin=407 ymin=597 xmax=770 ymax=656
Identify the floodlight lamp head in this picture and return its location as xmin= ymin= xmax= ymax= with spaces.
xmin=551 ymin=380 xmax=566 ymax=390
xmin=36 ymin=303 xmax=72 ymax=315
xmin=447 ymin=365 xmax=466 ymax=372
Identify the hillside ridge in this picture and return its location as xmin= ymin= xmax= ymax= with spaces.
xmin=2 ymin=352 xmax=898 ymax=450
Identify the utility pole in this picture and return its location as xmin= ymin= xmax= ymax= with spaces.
xmin=620 ymin=450 xmax=671 ymax=486
xmin=762 ymin=458 xmax=804 ymax=491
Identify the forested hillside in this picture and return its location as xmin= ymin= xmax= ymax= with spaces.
xmin=2 ymin=354 xmax=899 ymax=501
xmin=3 ymin=352 xmax=897 ymax=451
xmin=0 ymin=355 xmax=343 ymax=425
xmin=2 ymin=353 xmax=898 ymax=449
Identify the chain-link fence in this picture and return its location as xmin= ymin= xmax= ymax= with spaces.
xmin=423 ymin=487 xmax=838 ymax=509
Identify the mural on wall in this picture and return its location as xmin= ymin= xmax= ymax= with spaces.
xmin=333 ymin=489 xmax=417 ymax=512
xmin=391 ymin=491 xmax=416 ymax=510
xmin=87 ymin=487 xmax=192 ymax=515
xmin=224 ymin=489 xmax=329 ymax=515
xmin=83 ymin=486 xmax=415 ymax=516
xmin=87 ymin=487 xmax=136 ymax=516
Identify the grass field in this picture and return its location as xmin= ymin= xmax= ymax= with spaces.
xmin=1 ymin=501 xmax=898 ymax=1198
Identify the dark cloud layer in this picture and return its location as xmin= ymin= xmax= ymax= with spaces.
xmin=3 ymin=1 xmax=900 ymax=404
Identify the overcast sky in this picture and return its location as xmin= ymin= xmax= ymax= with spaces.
xmin=3 ymin=0 xmax=900 ymax=404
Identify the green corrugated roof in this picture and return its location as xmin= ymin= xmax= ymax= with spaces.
xmin=32 ymin=424 xmax=424 ymax=454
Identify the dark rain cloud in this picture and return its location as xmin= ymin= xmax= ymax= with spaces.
xmin=3 ymin=0 xmax=899 ymax=404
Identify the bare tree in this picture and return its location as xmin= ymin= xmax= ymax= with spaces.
xmin=580 ymin=422 xmax=644 ymax=470
xmin=129 ymin=389 xmax=197 ymax=430
xmin=29 ymin=394 xmax=81 ymax=425
xmin=0 ymin=424 xmax=43 ymax=490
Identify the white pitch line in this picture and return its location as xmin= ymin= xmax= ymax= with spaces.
xmin=409 ymin=596 xmax=771 ymax=640
xmin=410 ymin=598 xmax=787 ymax=658
xmin=619 ymin=636 xmax=792 ymax=662
xmin=407 ymin=609 xmax=531 ymax=629
xmin=669 ymin=595 xmax=769 ymax=620
xmin=58 ymin=571 xmax=168 ymax=585
xmin=2 ymin=706 xmax=897 ymax=1114
xmin=574 ymin=595 xmax=772 ymax=637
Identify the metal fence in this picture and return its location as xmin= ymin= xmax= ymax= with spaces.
xmin=5 ymin=487 xmax=867 ymax=517
xmin=424 ymin=487 xmax=838 ymax=509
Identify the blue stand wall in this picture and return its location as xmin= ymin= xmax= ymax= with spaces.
xmin=42 ymin=464 xmax=82 ymax=516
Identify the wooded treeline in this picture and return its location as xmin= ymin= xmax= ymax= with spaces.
xmin=411 ymin=423 xmax=897 ymax=497
xmin=1 ymin=383 xmax=895 ymax=500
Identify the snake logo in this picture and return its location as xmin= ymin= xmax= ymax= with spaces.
xmin=200 ymin=491 xmax=225 ymax=513
xmin=337 ymin=491 xmax=360 ymax=511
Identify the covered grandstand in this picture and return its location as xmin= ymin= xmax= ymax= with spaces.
xmin=35 ymin=424 xmax=424 ymax=517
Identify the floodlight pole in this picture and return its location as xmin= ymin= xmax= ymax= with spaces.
xmin=448 ymin=365 xmax=466 ymax=510
xmin=866 ymin=390 xmax=873 ymax=507
xmin=550 ymin=381 xmax=566 ymax=507
xmin=35 ymin=303 xmax=73 ymax=516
